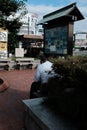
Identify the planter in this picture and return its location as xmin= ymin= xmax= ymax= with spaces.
xmin=23 ymin=98 xmax=77 ymax=130
xmin=0 ymin=77 xmax=9 ymax=92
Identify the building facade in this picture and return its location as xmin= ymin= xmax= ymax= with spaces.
xmin=19 ymin=12 xmax=43 ymax=35
xmin=74 ymin=32 xmax=87 ymax=50
xmin=18 ymin=12 xmax=44 ymax=57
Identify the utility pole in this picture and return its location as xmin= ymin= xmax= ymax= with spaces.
xmin=28 ymin=17 xmax=29 ymax=34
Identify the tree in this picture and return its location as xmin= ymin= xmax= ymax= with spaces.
xmin=0 ymin=0 xmax=27 ymax=54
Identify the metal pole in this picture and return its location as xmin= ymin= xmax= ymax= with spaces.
xmin=28 ymin=17 xmax=29 ymax=34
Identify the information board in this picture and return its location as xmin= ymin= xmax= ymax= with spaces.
xmin=44 ymin=26 xmax=68 ymax=55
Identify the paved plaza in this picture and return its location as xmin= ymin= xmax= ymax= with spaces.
xmin=0 ymin=69 xmax=35 ymax=130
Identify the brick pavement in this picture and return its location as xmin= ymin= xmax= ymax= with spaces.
xmin=0 ymin=69 xmax=35 ymax=130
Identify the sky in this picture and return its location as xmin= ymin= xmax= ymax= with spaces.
xmin=26 ymin=0 xmax=87 ymax=32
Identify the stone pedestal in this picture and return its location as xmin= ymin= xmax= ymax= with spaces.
xmin=23 ymin=98 xmax=77 ymax=130
xmin=15 ymin=48 xmax=24 ymax=57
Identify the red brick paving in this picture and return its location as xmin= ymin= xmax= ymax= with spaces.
xmin=0 ymin=69 xmax=35 ymax=130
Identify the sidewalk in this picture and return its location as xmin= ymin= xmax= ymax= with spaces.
xmin=0 ymin=69 xmax=35 ymax=130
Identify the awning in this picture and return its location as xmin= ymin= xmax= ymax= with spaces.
xmin=23 ymin=34 xmax=43 ymax=40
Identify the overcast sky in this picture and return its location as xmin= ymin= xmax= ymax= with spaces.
xmin=26 ymin=0 xmax=87 ymax=32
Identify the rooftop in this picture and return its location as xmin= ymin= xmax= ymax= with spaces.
xmin=38 ymin=3 xmax=84 ymax=24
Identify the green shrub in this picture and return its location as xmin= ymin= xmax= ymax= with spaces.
xmin=44 ymin=56 xmax=87 ymax=129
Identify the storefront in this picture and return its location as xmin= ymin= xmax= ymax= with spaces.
xmin=19 ymin=34 xmax=44 ymax=57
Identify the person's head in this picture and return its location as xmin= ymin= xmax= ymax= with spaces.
xmin=40 ymin=56 xmax=47 ymax=64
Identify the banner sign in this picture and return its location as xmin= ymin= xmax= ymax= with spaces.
xmin=0 ymin=28 xmax=8 ymax=53
xmin=0 ymin=42 xmax=7 ymax=51
xmin=0 ymin=28 xmax=8 ymax=42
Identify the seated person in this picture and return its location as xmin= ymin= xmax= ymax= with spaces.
xmin=30 ymin=56 xmax=55 ymax=98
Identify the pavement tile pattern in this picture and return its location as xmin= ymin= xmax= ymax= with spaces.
xmin=0 ymin=69 xmax=35 ymax=130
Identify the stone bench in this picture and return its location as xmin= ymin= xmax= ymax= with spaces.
xmin=0 ymin=59 xmax=11 ymax=71
xmin=15 ymin=58 xmax=34 ymax=70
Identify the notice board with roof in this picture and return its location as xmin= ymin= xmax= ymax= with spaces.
xmin=38 ymin=3 xmax=84 ymax=56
